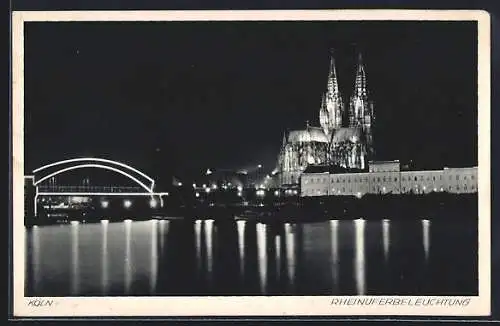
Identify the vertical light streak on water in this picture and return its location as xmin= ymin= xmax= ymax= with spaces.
xmin=256 ymin=223 xmax=268 ymax=294
xmin=70 ymin=221 xmax=80 ymax=296
xmin=236 ymin=220 xmax=246 ymax=278
xmin=32 ymin=226 xmax=41 ymax=294
xmin=284 ymin=223 xmax=296 ymax=290
xmin=100 ymin=220 xmax=109 ymax=295
xmin=422 ymin=219 xmax=431 ymax=261
xmin=159 ymin=220 xmax=169 ymax=253
xmin=275 ymin=235 xmax=281 ymax=281
xmin=329 ymin=220 xmax=339 ymax=291
xmin=354 ymin=218 xmax=366 ymax=295
xmin=204 ymin=219 xmax=214 ymax=284
xmin=124 ymin=220 xmax=132 ymax=295
xmin=194 ymin=220 xmax=202 ymax=275
xmin=149 ymin=220 xmax=158 ymax=294
xmin=382 ymin=219 xmax=391 ymax=262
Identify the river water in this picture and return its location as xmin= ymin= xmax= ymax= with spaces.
xmin=25 ymin=217 xmax=477 ymax=296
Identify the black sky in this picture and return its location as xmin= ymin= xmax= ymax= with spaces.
xmin=24 ymin=20 xmax=478 ymax=184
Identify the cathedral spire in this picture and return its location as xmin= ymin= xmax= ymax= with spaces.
xmin=327 ymin=49 xmax=341 ymax=99
xmin=320 ymin=49 xmax=344 ymax=134
xmin=353 ymin=52 xmax=367 ymax=98
xmin=348 ymin=51 xmax=370 ymax=127
xmin=281 ymin=130 xmax=288 ymax=148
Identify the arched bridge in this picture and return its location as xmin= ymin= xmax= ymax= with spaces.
xmin=25 ymin=157 xmax=169 ymax=216
xmin=32 ymin=157 xmax=156 ymax=192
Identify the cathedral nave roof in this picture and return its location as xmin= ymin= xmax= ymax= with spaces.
xmin=287 ymin=126 xmax=329 ymax=144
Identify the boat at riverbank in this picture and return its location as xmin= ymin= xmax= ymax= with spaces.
xmin=25 ymin=192 xmax=477 ymax=226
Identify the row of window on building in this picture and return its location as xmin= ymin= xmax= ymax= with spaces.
xmin=304 ymin=173 xmax=475 ymax=184
xmin=302 ymin=184 xmax=476 ymax=196
xmin=301 ymin=167 xmax=478 ymax=197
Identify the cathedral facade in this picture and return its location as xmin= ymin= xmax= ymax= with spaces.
xmin=277 ymin=51 xmax=376 ymax=186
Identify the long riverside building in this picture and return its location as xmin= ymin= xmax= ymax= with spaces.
xmin=300 ymin=160 xmax=478 ymax=197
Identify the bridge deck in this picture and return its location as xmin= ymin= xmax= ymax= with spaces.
xmin=37 ymin=186 xmax=144 ymax=192
xmin=37 ymin=192 xmax=169 ymax=196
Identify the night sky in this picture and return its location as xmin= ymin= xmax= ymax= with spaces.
xmin=24 ymin=20 xmax=478 ymax=186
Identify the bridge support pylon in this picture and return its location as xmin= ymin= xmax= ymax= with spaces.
xmin=24 ymin=176 xmax=36 ymax=223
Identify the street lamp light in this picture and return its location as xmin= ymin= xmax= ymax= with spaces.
xmin=124 ymin=199 xmax=132 ymax=209
xmin=149 ymin=198 xmax=158 ymax=208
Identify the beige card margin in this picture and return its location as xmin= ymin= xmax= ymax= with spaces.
xmin=11 ymin=9 xmax=491 ymax=317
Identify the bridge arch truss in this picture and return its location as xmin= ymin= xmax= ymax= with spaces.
xmin=29 ymin=158 xmax=168 ymax=216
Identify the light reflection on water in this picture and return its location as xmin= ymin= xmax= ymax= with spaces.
xmin=354 ymin=218 xmax=366 ymax=295
xmin=256 ymin=223 xmax=268 ymax=294
xmin=159 ymin=220 xmax=169 ymax=253
xmin=275 ymin=234 xmax=281 ymax=281
xmin=124 ymin=220 xmax=132 ymax=295
xmin=194 ymin=220 xmax=202 ymax=276
xmin=25 ymin=217 xmax=476 ymax=296
xmin=284 ymin=223 xmax=296 ymax=291
xmin=382 ymin=219 xmax=390 ymax=262
xmin=329 ymin=220 xmax=339 ymax=291
xmin=31 ymin=225 xmax=40 ymax=294
xmin=236 ymin=220 xmax=246 ymax=277
xmin=204 ymin=219 xmax=214 ymax=285
xmin=100 ymin=220 xmax=109 ymax=294
xmin=149 ymin=220 xmax=158 ymax=294
xmin=422 ymin=219 xmax=431 ymax=261
xmin=70 ymin=221 xmax=80 ymax=296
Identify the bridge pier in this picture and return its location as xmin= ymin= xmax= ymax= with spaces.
xmin=24 ymin=177 xmax=36 ymax=224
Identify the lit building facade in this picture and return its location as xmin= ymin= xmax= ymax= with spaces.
xmin=277 ymin=51 xmax=375 ymax=186
xmin=301 ymin=160 xmax=478 ymax=197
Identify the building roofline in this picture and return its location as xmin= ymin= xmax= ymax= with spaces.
xmin=368 ymin=160 xmax=400 ymax=164
xmin=301 ymin=166 xmax=479 ymax=175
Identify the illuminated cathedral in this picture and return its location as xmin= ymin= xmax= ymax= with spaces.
xmin=277 ymin=51 xmax=376 ymax=186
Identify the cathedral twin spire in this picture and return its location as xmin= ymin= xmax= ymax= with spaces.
xmin=319 ymin=50 xmax=373 ymax=135
xmin=320 ymin=51 xmax=343 ymax=136
xmin=349 ymin=52 xmax=373 ymax=127
xmin=353 ymin=53 xmax=367 ymax=98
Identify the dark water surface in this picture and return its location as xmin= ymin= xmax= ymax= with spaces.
xmin=25 ymin=217 xmax=478 ymax=296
